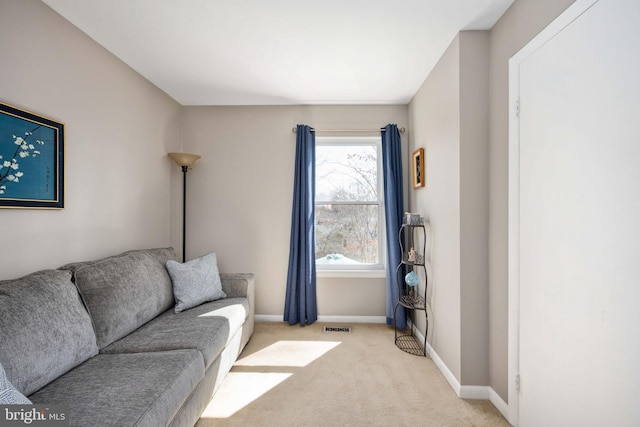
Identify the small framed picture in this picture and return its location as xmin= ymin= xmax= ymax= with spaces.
xmin=0 ymin=102 xmax=64 ymax=209
xmin=412 ymin=148 xmax=425 ymax=189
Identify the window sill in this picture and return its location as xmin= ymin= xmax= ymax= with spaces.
xmin=316 ymin=269 xmax=386 ymax=279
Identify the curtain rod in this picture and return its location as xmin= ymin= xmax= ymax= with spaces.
xmin=291 ymin=127 xmax=405 ymax=134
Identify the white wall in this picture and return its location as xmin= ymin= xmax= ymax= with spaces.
xmin=0 ymin=0 xmax=182 ymax=279
xmin=180 ymin=105 xmax=408 ymax=318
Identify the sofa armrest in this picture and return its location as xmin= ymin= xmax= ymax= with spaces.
xmin=220 ymin=273 xmax=254 ymax=298
xmin=220 ymin=274 xmax=255 ymax=337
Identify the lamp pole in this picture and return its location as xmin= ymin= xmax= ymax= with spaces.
xmin=180 ymin=165 xmax=188 ymax=262
xmin=168 ymin=152 xmax=201 ymax=263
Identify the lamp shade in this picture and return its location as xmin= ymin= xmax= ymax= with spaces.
xmin=168 ymin=152 xmax=201 ymax=167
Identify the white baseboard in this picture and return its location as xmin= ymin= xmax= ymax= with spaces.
xmin=254 ymin=314 xmax=283 ymax=322
xmin=255 ymin=314 xmax=386 ymax=324
xmin=489 ymin=388 xmax=510 ymax=422
xmin=318 ymin=315 xmax=386 ymax=324
xmin=409 ymin=320 xmax=510 ymax=423
xmin=460 ymin=385 xmax=490 ymax=399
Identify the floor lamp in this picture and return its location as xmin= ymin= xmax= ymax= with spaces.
xmin=168 ymin=152 xmax=201 ymax=262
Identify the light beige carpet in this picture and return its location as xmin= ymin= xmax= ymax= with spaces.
xmin=197 ymin=322 xmax=509 ymax=427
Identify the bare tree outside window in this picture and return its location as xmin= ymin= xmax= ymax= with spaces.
xmin=315 ymin=140 xmax=383 ymax=268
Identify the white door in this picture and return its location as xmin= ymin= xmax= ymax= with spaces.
xmin=511 ymin=0 xmax=640 ymax=425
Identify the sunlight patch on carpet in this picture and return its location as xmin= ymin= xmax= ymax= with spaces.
xmin=234 ymin=340 xmax=341 ymax=367
xmin=201 ymin=372 xmax=292 ymax=418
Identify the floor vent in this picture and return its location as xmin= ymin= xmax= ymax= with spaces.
xmin=323 ymin=326 xmax=352 ymax=333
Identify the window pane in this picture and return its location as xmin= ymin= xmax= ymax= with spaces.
xmin=316 ymin=144 xmax=377 ymax=202
xmin=316 ymin=204 xmax=379 ymax=264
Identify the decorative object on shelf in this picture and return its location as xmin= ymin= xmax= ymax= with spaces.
xmin=168 ymin=151 xmax=201 ymax=262
xmin=411 ymin=148 xmax=425 ymax=189
xmin=0 ymin=102 xmax=64 ymax=209
xmin=408 ymin=247 xmax=416 ymax=262
xmin=405 ymin=271 xmax=419 ymax=287
xmin=404 ymin=212 xmax=422 ymax=225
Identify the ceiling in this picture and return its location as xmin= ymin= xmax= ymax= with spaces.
xmin=42 ymin=0 xmax=514 ymax=106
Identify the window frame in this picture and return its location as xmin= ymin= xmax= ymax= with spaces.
xmin=314 ymin=136 xmax=386 ymax=276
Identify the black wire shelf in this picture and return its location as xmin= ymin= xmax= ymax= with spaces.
xmin=398 ymin=293 xmax=426 ymax=310
xmin=395 ymin=332 xmax=426 ymax=357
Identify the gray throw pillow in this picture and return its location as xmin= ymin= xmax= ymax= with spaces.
xmin=166 ymin=252 xmax=226 ymax=313
xmin=0 ymin=362 xmax=31 ymax=404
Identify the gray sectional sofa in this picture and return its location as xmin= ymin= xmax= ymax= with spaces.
xmin=0 ymin=247 xmax=254 ymax=426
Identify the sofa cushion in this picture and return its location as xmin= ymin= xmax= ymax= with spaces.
xmin=102 ymin=297 xmax=249 ymax=369
xmin=61 ymin=247 xmax=177 ymax=274
xmin=0 ymin=270 xmax=98 ymax=396
xmin=0 ymin=362 xmax=31 ymax=404
xmin=29 ymin=350 xmax=204 ymax=427
xmin=64 ymin=249 xmax=177 ymax=348
xmin=166 ymin=252 xmax=226 ymax=313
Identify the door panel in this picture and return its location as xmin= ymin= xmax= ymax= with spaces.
xmin=518 ymin=0 xmax=640 ymax=425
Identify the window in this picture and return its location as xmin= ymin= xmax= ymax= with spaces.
xmin=315 ymin=137 xmax=385 ymax=273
